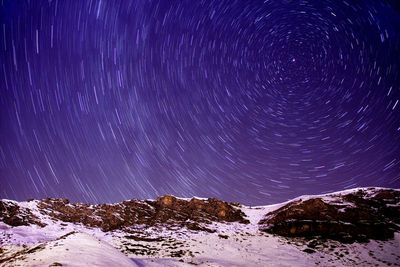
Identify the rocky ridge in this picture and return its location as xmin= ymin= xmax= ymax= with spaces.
xmin=259 ymin=188 xmax=400 ymax=243
xmin=1 ymin=187 xmax=399 ymax=243
xmin=1 ymin=195 xmax=248 ymax=233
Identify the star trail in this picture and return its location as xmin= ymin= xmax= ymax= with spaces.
xmin=0 ymin=0 xmax=399 ymax=205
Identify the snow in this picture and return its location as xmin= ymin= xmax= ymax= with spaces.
xmin=167 ymin=195 xmax=210 ymax=201
xmin=0 ymin=219 xmax=109 ymax=247
xmin=131 ymin=258 xmax=190 ymax=266
xmin=126 ymin=232 xmax=400 ymax=266
xmin=2 ymin=229 xmax=400 ymax=267
xmin=1 ymin=187 xmax=400 ymax=266
xmin=241 ymin=203 xmax=285 ymax=223
xmin=241 ymin=187 xmax=400 ymax=221
xmin=1 ymin=232 xmax=138 ymax=267
xmin=180 ymin=232 xmax=316 ymax=266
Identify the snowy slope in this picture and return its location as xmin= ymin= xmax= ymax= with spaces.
xmin=0 ymin=232 xmax=138 ymax=267
xmin=2 ymin=229 xmax=399 ymax=267
xmin=1 ymin=187 xmax=400 ymax=266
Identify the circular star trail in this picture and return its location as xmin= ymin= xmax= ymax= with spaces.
xmin=0 ymin=0 xmax=399 ymax=205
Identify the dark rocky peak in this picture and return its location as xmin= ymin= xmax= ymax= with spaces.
xmin=259 ymin=188 xmax=400 ymax=243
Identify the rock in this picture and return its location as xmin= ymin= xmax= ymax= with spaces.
xmin=7 ymin=195 xmax=249 ymax=232
xmin=303 ymin=248 xmax=315 ymax=254
xmin=157 ymin=195 xmax=175 ymax=207
xmin=0 ymin=200 xmax=45 ymax=227
xmin=259 ymin=188 xmax=400 ymax=243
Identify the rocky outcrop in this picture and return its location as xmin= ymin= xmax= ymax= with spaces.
xmin=0 ymin=201 xmax=45 ymax=227
xmin=1 ymin=187 xmax=399 ymax=243
xmin=155 ymin=196 xmax=248 ymax=223
xmin=14 ymin=195 xmax=249 ymax=232
xmin=259 ymin=188 xmax=400 ymax=243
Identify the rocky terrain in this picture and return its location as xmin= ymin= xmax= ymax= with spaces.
xmin=1 ymin=187 xmax=399 ymax=266
xmin=1 ymin=195 xmax=248 ymax=232
xmin=259 ymin=188 xmax=400 ymax=243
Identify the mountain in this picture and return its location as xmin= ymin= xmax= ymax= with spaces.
xmin=1 ymin=187 xmax=399 ymax=266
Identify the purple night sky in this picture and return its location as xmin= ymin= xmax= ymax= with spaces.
xmin=0 ymin=0 xmax=399 ymax=205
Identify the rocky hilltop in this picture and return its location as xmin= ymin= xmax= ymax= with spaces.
xmin=0 ymin=195 xmax=248 ymax=233
xmin=1 ymin=187 xmax=400 ymax=266
xmin=1 ymin=187 xmax=399 ymax=243
xmin=259 ymin=188 xmax=400 ymax=243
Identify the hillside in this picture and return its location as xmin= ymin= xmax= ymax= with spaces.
xmin=1 ymin=187 xmax=399 ymax=266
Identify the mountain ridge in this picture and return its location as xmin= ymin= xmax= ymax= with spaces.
xmin=1 ymin=187 xmax=400 ymax=266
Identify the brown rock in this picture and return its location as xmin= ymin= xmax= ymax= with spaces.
xmin=259 ymin=188 xmax=400 ymax=243
xmin=0 ymin=200 xmax=45 ymax=227
xmin=5 ymin=195 xmax=249 ymax=232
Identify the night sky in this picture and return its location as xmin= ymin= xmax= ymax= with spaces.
xmin=1 ymin=0 xmax=399 ymax=205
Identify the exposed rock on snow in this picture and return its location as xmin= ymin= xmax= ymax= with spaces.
xmin=0 ymin=200 xmax=45 ymax=228
xmin=259 ymin=187 xmax=400 ymax=243
xmin=1 ymin=187 xmax=399 ymax=266
xmin=19 ymin=195 xmax=248 ymax=233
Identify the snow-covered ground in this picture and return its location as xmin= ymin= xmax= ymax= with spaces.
xmin=2 ymin=224 xmax=399 ymax=266
xmin=1 ymin=187 xmax=400 ymax=266
xmin=0 ymin=232 xmax=137 ymax=267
